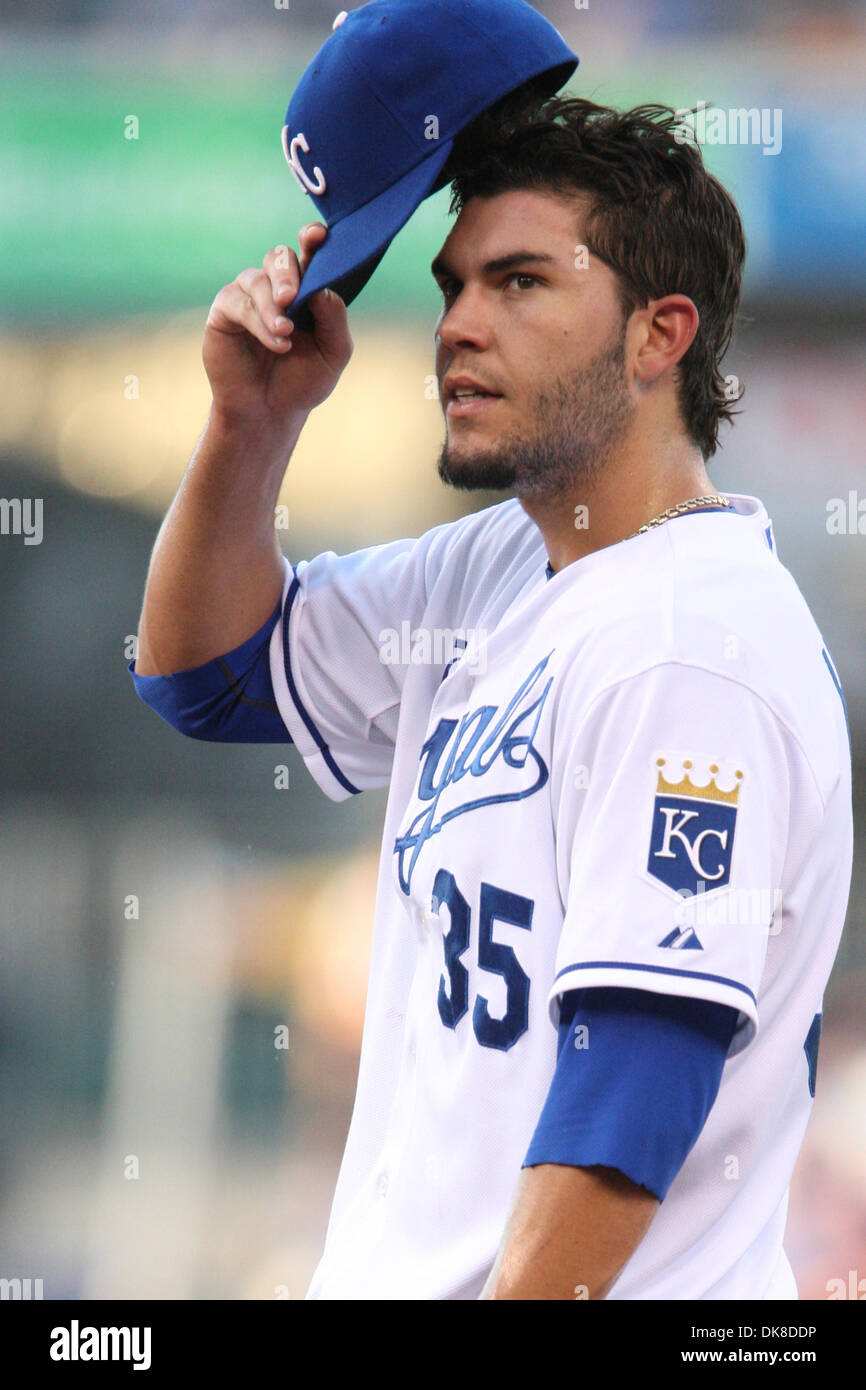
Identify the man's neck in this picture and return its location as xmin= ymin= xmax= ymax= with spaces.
xmin=519 ymin=439 xmax=716 ymax=574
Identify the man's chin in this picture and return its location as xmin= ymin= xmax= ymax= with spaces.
xmin=436 ymin=442 xmax=517 ymax=493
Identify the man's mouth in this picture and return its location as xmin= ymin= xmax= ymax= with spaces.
xmin=446 ymin=394 xmax=502 ymax=418
xmin=442 ymin=375 xmax=504 ymax=417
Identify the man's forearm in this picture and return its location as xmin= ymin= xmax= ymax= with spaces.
xmin=135 ymin=406 xmax=307 ymax=676
xmin=480 ymin=1163 xmax=659 ymax=1300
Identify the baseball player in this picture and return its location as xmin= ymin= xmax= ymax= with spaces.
xmin=131 ymin=86 xmax=852 ymax=1299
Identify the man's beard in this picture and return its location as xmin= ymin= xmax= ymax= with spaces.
xmin=436 ymin=323 xmax=634 ymax=500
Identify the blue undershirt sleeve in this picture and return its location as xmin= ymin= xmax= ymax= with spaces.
xmin=128 ymin=599 xmax=292 ymax=743
xmin=523 ymin=986 xmax=738 ymax=1200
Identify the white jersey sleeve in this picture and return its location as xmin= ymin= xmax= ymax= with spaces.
xmin=268 ymin=522 xmax=454 ymax=801
xmin=549 ymin=660 xmax=814 ymax=1055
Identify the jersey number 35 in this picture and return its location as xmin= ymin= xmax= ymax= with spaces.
xmin=432 ymin=868 xmax=535 ymax=1053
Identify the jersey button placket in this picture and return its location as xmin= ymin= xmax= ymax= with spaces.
xmin=407 ymin=895 xmax=440 ymax=1061
xmin=420 ymin=892 xmax=442 ymax=935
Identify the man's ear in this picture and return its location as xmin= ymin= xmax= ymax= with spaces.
xmin=631 ymin=295 xmax=699 ymax=387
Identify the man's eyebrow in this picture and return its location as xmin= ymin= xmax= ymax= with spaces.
xmin=430 ymin=251 xmax=558 ymax=282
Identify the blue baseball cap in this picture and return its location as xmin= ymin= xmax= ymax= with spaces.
xmin=282 ymin=0 xmax=577 ymax=329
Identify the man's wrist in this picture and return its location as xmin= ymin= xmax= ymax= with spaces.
xmin=206 ymin=401 xmax=309 ymax=459
xmin=191 ymin=404 xmax=308 ymax=514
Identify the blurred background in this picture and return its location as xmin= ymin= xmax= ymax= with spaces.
xmin=0 ymin=0 xmax=864 ymax=1300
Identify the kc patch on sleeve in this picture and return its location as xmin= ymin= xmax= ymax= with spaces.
xmin=646 ymin=752 xmax=743 ymax=899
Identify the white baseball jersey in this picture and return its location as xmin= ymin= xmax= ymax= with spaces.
xmin=268 ymin=490 xmax=852 ymax=1300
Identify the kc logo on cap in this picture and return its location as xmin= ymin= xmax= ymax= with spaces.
xmin=281 ymin=127 xmax=327 ymax=197
xmin=279 ymin=0 xmax=578 ymax=328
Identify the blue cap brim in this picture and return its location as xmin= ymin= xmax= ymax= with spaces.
xmin=287 ymin=136 xmax=455 ymax=331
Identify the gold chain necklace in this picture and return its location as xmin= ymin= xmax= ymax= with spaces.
xmin=628 ymin=493 xmax=733 ymax=539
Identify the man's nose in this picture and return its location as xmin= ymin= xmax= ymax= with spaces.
xmin=436 ymin=286 xmax=491 ymax=353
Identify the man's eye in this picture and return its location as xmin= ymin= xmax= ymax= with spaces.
xmin=506 ymin=273 xmax=538 ymax=291
xmin=440 ymin=279 xmax=460 ymax=303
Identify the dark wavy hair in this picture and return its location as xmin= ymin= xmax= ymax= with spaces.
xmin=443 ymin=93 xmax=746 ymax=459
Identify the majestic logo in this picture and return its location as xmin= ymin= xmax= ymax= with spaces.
xmin=648 ymin=755 xmax=742 ymax=913
xmin=658 ymin=924 xmax=703 ymax=950
xmin=281 ymin=127 xmax=327 ymax=196
xmin=394 ymin=654 xmax=554 ymax=894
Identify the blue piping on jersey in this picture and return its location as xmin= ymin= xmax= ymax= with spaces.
xmin=552 ymin=959 xmax=757 ymax=1007
xmin=282 ymin=570 xmax=361 ymax=796
xmin=804 ymin=1011 xmax=822 ymax=1098
xmin=821 ymin=645 xmax=851 ymax=748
